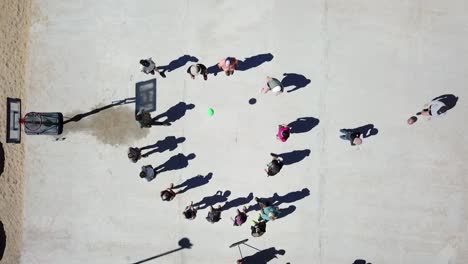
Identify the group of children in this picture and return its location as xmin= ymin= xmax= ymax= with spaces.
xmin=132 ymin=55 xmax=457 ymax=264
xmin=129 ymin=56 xmax=300 ymax=241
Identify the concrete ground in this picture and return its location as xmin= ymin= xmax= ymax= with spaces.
xmin=22 ymin=1 xmax=468 ymax=263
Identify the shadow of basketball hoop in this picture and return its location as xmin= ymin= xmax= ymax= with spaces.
xmin=63 ymin=102 xmax=149 ymax=145
xmin=230 ymin=239 xmax=286 ymax=263
xmin=130 ymin=238 xmax=192 ymax=264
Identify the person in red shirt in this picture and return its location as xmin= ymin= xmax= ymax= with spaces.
xmin=187 ymin=63 xmax=208 ymax=80
xmin=218 ymin=57 xmax=238 ymax=76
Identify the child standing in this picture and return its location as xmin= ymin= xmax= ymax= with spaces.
xmin=140 ymin=58 xmax=166 ymax=78
xmin=218 ymin=57 xmax=238 ymax=76
xmin=276 ymin=124 xmax=291 ymax=142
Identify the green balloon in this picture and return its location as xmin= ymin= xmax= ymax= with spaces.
xmin=208 ymin=108 xmax=214 ymax=116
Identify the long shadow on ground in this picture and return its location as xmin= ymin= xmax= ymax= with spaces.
xmin=277 ymin=149 xmax=311 ymax=166
xmin=173 ymin=173 xmax=213 ymax=194
xmin=247 ymin=188 xmax=310 ymax=212
xmin=194 ymin=190 xmax=231 ymax=210
xmin=241 ymin=247 xmax=286 ymax=264
xmin=222 ymin=193 xmax=254 ymax=211
xmin=141 ymin=136 xmax=185 ymax=157
xmin=131 ymin=238 xmax=192 ymax=264
xmin=281 ymin=73 xmax=311 ymax=93
xmin=159 ymin=55 xmax=199 ymax=73
xmin=154 ymin=153 xmax=196 ymax=175
xmin=237 ymin=53 xmax=274 ymax=71
xmin=288 ymin=117 xmax=319 ymax=134
xmin=153 ymin=102 xmax=195 ymax=124
xmin=207 ymin=53 xmax=274 ymax=76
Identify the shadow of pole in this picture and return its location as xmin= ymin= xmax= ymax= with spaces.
xmin=63 ymin=97 xmax=135 ymax=125
xmin=230 ymin=239 xmax=286 ymax=263
xmin=130 ymin=238 xmax=192 ymax=264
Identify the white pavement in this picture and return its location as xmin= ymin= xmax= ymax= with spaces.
xmin=23 ymin=1 xmax=468 ymax=264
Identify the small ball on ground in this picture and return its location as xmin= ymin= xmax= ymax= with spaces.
xmin=208 ymin=108 xmax=214 ymax=116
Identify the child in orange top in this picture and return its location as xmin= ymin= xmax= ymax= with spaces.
xmin=218 ymin=57 xmax=238 ymax=76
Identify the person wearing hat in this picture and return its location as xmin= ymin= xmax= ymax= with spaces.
xmin=218 ymin=57 xmax=238 ymax=76
xmin=187 ymin=63 xmax=208 ymax=80
xmin=261 ymin=76 xmax=284 ymax=95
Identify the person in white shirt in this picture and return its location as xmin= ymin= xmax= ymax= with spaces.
xmin=139 ymin=58 xmax=166 ymax=78
xmin=408 ymin=96 xmax=451 ymax=125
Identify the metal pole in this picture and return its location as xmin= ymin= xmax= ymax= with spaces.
xmin=237 ymin=245 xmax=243 ymax=259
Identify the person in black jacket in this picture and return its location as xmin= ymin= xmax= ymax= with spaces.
xmin=187 ymin=63 xmax=208 ymax=80
xmin=339 ymin=129 xmax=362 ymax=146
xmin=251 ymin=220 xmax=267 ymax=237
xmin=206 ymin=205 xmax=222 ymax=223
xmin=136 ymin=109 xmax=171 ymax=128
xmin=265 ymin=153 xmax=284 ymax=176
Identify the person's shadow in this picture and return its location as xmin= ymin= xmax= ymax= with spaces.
xmin=277 ymin=149 xmax=311 ymax=165
xmin=241 ymin=247 xmax=285 ymax=264
xmin=276 ymin=205 xmax=296 ymax=219
xmin=141 ymin=136 xmax=186 ymax=157
xmin=153 ymin=102 xmax=195 ymax=124
xmin=206 ymin=64 xmax=223 ymax=75
xmin=269 ymin=188 xmax=310 ymax=206
xmin=173 ymin=172 xmax=213 ymax=194
xmin=288 ymin=117 xmax=320 ymax=134
xmin=237 ymin=53 xmax=274 ymax=71
xmin=247 ymin=188 xmax=310 ymax=212
xmin=353 ymin=259 xmax=372 ymax=264
xmin=222 ymin=193 xmax=254 ymax=211
xmin=158 ymin=55 xmax=199 ymax=73
xmin=281 ymin=73 xmax=311 ymax=93
xmin=206 ymin=53 xmax=274 ymax=76
xmin=130 ymin=238 xmax=192 ymax=264
xmin=432 ymin=94 xmax=459 ymax=111
xmin=194 ymin=190 xmax=231 ymax=210
xmin=345 ymin=124 xmax=378 ymax=138
xmin=154 ymin=153 xmax=196 ymax=174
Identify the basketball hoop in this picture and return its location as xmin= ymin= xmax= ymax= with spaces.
xmin=23 ymin=112 xmax=63 ymax=135
xmin=23 ymin=112 xmax=43 ymax=132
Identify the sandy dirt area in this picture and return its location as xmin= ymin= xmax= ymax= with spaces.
xmin=0 ymin=0 xmax=31 ymax=263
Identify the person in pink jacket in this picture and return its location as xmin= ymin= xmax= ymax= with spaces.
xmin=218 ymin=57 xmax=238 ymax=76
xmin=276 ymin=124 xmax=291 ymax=142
